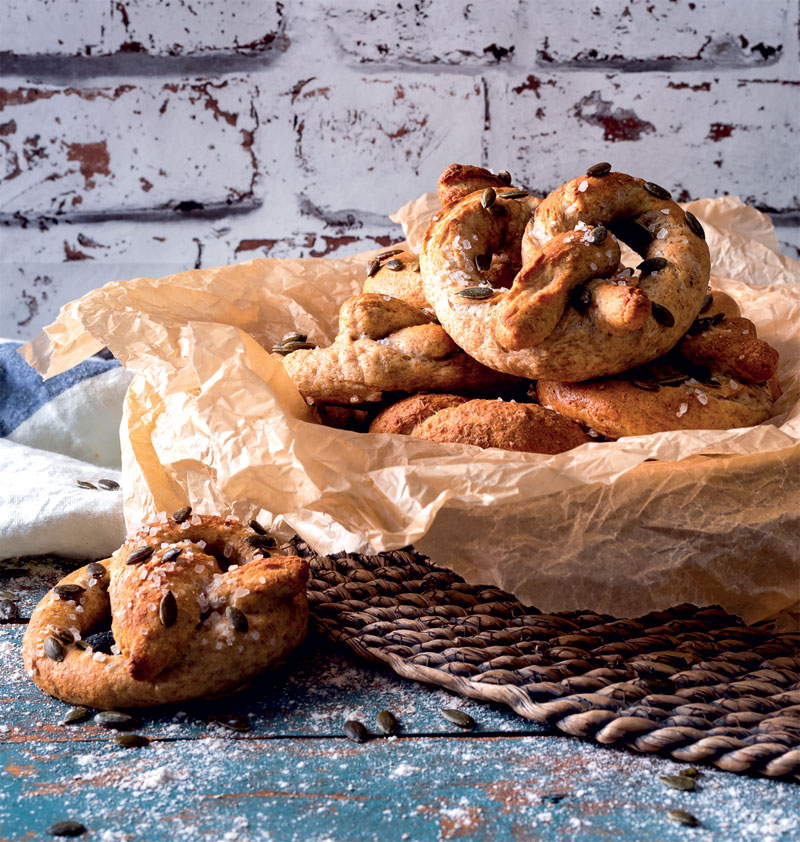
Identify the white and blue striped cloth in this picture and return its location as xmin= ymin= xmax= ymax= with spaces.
xmin=0 ymin=340 xmax=131 ymax=560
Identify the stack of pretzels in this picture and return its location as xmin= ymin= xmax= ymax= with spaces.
xmin=281 ymin=162 xmax=781 ymax=449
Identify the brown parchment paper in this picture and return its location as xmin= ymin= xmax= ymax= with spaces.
xmin=21 ymin=196 xmax=800 ymax=624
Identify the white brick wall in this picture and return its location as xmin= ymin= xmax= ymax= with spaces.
xmin=1 ymin=0 xmax=798 ymax=338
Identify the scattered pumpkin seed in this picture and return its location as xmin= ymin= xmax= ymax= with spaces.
xmin=213 ymin=714 xmax=251 ymax=732
xmin=685 ymin=211 xmax=706 ymax=240
xmin=60 ymin=706 xmax=91 ymax=725
xmin=97 ymin=478 xmax=120 ymax=490
xmin=245 ymin=534 xmax=277 ymax=549
xmin=481 ymin=187 xmax=497 ymax=209
xmin=497 ymin=170 xmax=512 ymax=183
xmin=637 ymin=257 xmax=668 ymax=275
xmin=76 ymin=480 xmax=97 ymax=490
xmin=0 ymin=589 xmax=19 ymax=601
xmin=126 ymin=545 xmax=155 ymax=565
xmin=678 ymin=767 xmax=700 ymax=779
xmin=74 ymin=640 xmax=91 ymax=651
xmin=226 ymin=606 xmax=249 ymax=633
xmin=588 ymin=226 xmax=608 ymax=244
xmin=159 ymin=591 xmax=178 ymax=627
xmin=385 ymin=259 xmax=404 ymax=271
xmin=50 ymin=627 xmax=75 ymax=644
xmin=700 ymin=293 xmax=713 ymax=313
xmin=172 ymin=506 xmax=192 ymax=523
xmin=344 ymin=719 xmax=370 ymax=743
xmin=54 ymin=584 xmax=85 ymax=601
xmin=161 ymin=547 xmax=183 ymax=563
xmin=441 ymin=708 xmax=475 ymax=729
xmin=409 ymin=260 xmax=421 ymax=273
xmin=45 ymin=820 xmax=87 ymax=837
xmin=365 ymin=259 xmax=381 ymax=277
xmin=280 ymin=331 xmax=308 ymax=345
xmin=666 ymin=809 xmax=699 ymax=827
xmin=272 ymin=340 xmax=317 ymax=354
xmin=475 ymin=252 xmax=492 ymax=272
xmin=86 ymin=562 xmax=107 ymax=579
xmin=249 ymin=518 xmax=266 ymax=535
xmin=586 ymin=161 xmax=612 ymax=177
xmin=645 ymin=181 xmax=672 ymax=200
xmin=569 ymin=285 xmax=592 ymax=312
xmin=632 ymin=379 xmax=660 ymax=392
xmin=659 ymin=375 xmax=690 ymax=387
xmin=376 ymin=710 xmax=398 ymax=735
xmin=661 ymin=774 xmax=696 ymax=791
xmin=0 ymin=599 xmax=18 ymax=620
xmin=499 ymin=189 xmax=529 ymax=199
xmin=486 ymin=203 xmax=507 ymax=217
xmin=377 ymin=248 xmax=404 ymax=261
xmin=114 ymin=734 xmax=151 ymax=748
xmin=651 ymin=302 xmax=675 ymax=327
xmin=44 ymin=636 xmax=65 ymax=662
xmin=95 ymin=711 xmax=137 ymax=730
xmin=456 ymin=287 xmax=495 ymax=300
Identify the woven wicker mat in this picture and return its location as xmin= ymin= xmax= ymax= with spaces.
xmin=293 ymin=539 xmax=800 ymax=782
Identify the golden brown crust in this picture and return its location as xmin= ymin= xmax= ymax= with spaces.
xmin=437 ymin=164 xmax=517 ymax=207
xmin=282 ymin=293 xmax=524 ymax=405
xmin=392 ymin=398 xmax=591 ymax=454
xmin=22 ymin=514 xmax=309 ymax=709
xmin=369 ymin=393 xmax=471 ymax=435
xmin=421 ymin=167 xmax=711 ymax=381
xmin=363 ymin=250 xmax=430 ymax=311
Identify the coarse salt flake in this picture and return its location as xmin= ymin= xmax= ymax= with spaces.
xmin=194 ymin=565 xmax=205 ymax=574
xmin=657 ymin=228 xmax=668 ymax=239
xmin=578 ymin=180 xmax=588 ymax=192
xmin=730 ymin=379 xmax=740 ymax=390
xmin=676 ymin=403 xmax=689 ymax=418
xmin=590 ymin=263 xmax=598 ymax=271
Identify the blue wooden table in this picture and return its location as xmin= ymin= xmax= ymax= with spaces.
xmin=2 ymin=557 xmax=799 ymax=842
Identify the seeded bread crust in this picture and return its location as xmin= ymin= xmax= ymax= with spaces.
xmin=22 ymin=514 xmax=308 ymax=709
xmin=282 ymin=293 xmax=524 ymax=405
xmin=363 ymin=250 xmax=430 ymax=312
xmin=370 ymin=393 xmax=471 ymax=435
xmin=421 ymin=168 xmax=711 ymax=382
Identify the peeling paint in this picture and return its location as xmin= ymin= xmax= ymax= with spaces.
xmin=65 ymin=141 xmax=111 ymax=189
xmin=572 ymin=91 xmax=655 ymax=142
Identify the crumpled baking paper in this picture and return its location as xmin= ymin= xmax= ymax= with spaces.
xmin=21 ymin=194 xmax=800 ymax=625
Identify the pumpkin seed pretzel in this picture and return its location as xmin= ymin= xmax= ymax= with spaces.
xmin=421 ymin=164 xmax=711 ymax=382
xmin=23 ymin=512 xmax=308 ymax=709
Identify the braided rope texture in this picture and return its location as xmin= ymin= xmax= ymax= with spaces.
xmin=296 ymin=540 xmax=800 ymax=782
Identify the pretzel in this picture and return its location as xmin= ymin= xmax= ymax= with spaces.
xmin=22 ymin=512 xmax=308 ymax=709
xmin=421 ymin=166 xmax=711 ymax=382
xmin=370 ymin=394 xmax=591 ymax=454
xmin=363 ymin=249 xmax=430 ymax=312
xmin=281 ymin=293 xmax=524 ymax=405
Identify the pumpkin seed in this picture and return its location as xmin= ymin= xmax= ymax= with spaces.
xmin=249 ymin=518 xmax=266 ymax=535
xmin=86 ymin=562 xmax=107 ymax=579
xmin=385 ymin=259 xmax=404 ymax=272
xmin=441 ymin=708 xmax=475 ymax=729
xmin=95 ymin=711 xmax=137 ymax=730
xmin=97 ymin=478 xmax=120 ymax=490
xmin=344 ymin=719 xmax=369 ymax=743
xmin=569 ymin=285 xmax=592 ymax=312
xmin=475 ymin=252 xmax=492 ymax=272
xmin=481 ymin=187 xmax=497 ymax=209
xmin=226 ymin=606 xmax=249 ymax=633
xmin=75 ymin=640 xmax=91 ymax=650
xmin=0 ymin=589 xmax=19 ymax=601
xmin=661 ymin=774 xmax=696 ymax=791
xmin=497 ymin=170 xmax=512 ymax=183
xmin=245 ymin=534 xmax=277 ymax=549
xmin=44 ymin=636 xmax=65 ymax=662
xmin=377 ymin=248 xmax=404 ymax=261
xmin=409 ymin=260 xmax=421 ymax=273
xmin=213 ymin=714 xmax=251 ymax=732
xmin=114 ymin=734 xmax=150 ymax=748
xmin=588 ymin=226 xmax=608 ymax=244
xmin=0 ymin=599 xmax=18 ymax=620
xmin=678 ymin=767 xmax=700 ymax=779
xmin=76 ymin=480 xmax=97 ymax=490
xmin=645 ymin=181 xmax=672 ymax=200
xmin=456 ymin=287 xmax=494 ymax=300
xmin=50 ymin=627 xmax=75 ymax=644
xmin=651 ymin=302 xmax=675 ymax=327
xmin=499 ymin=189 xmax=529 ymax=199
xmin=54 ymin=584 xmax=85 ymax=601
xmin=279 ymin=331 xmax=307 ymax=344
xmin=126 ymin=546 xmax=155 ymax=565
xmin=586 ymin=161 xmax=611 ymax=177
xmin=159 ymin=591 xmax=178 ymax=627
xmin=365 ymin=259 xmax=381 ymax=277
xmin=699 ymin=293 xmax=713 ymax=313
xmin=632 ymin=379 xmax=660 ymax=392
xmin=376 ymin=710 xmax=398 ymax=735
xmin=60 ymin=706 xmax=91 ymax=725
xmin=172 ymin=506 xmax=192 ymax=523
xmin=685 ymin=211 xmax=706 ymax=240
xmin=666 ymin=809 xmax=699 ymax=827
xmin=159 ymin=547 xmax=182 ymax=563
xmin=45 ymin=820 xmax=86 ymax=837
xmin=659 ymin=375 xmax=689 ymax=387
xmin=637 ymin=257 xmax=668 ymax=275
xmin=272 ymin=341 xmax=317 ymax=354
xmin=486 ymin=203 xmax=507 ymax=217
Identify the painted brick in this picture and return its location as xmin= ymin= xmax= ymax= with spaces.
xmin=311 ymin=0 xmax=522 ymax=66
xmin=522 ymin=0 xmax=790 ymax=67
xmin=1 ymin=0 xmax=285 ymax=57
xmin=0 ymin=78 xmax=262 ymax=219
xmin=290 ymin=74 xmax=485 ymax=218
xmin=488 ymin=72 xmax=800 ymax=212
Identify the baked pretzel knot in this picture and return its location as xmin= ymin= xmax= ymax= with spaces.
xmin=421 ymin=166 xmax=711 ymax=381
xmin=22 ymin=512 xmax=308 ymax=709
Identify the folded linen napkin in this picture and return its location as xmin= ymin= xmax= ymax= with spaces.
xmin=0 ymin=340 xmax=131 ymax=559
